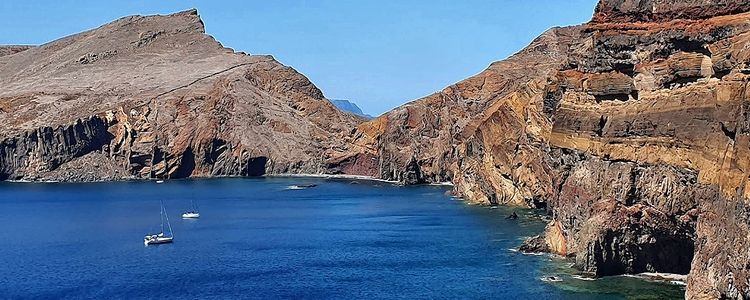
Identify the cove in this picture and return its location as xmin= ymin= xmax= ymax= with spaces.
xmin=0 ymin=178 xmax=683 ymax=299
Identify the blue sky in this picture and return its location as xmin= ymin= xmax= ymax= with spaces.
xmin=0 ymin=0 xmax=598 ymax=116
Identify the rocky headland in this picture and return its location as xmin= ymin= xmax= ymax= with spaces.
xmin=0 ymin=10 xmax=362 ymax=182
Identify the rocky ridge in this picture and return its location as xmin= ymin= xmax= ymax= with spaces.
xmin=0 ymin=45 xmax=32 ymax=58
xmin=0 ymin=9 xmax=361 ymax=182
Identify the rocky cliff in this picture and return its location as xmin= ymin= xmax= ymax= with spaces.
xmin=337 ymin=1 xmax=750 ymax=298
xmin=0 ymin=10 xmax=361 ymax=181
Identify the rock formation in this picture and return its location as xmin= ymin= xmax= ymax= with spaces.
xmin=335 ymin=1 xmax=750 ymax=298
xmin=0 ymin=9 xmax=362 ymax=182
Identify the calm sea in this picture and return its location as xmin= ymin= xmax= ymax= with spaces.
xmin=0 ymin=178 xmax=683 ymax=299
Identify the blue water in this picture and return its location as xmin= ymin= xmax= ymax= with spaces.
xmin=0 ymin=178 xmax=683 ymax=299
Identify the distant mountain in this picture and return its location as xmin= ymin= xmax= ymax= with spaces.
xmin=330 ymin=99 xmax=373 ymax=119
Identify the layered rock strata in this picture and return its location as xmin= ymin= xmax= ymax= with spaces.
xmin=336 ymin=1 xmax=750 ymax=298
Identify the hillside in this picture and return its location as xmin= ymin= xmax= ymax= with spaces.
xmin=0 ymin=9 xmax=361 ymax=181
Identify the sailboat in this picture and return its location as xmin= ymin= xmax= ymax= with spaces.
xmin=144 ymin=199 xmax=174 ymax=246
xmin=182 ymin=198 xmax=200 ymax=219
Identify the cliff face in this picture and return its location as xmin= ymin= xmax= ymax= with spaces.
xmin=0 ymin=10 xmax=361 ymax=181
xmin=339 ymin=1 xmax=750 ymax=298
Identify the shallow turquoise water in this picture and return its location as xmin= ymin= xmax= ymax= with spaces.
xmin=0 ymin=178 xmax=683 ymax=299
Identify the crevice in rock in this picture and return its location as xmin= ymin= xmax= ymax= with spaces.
xmin=171 ymin=147 xmax=196 ymax=179
xmin=720 ymin=122 xmax=737 ymax=141
xmin=713 ymin=69 xmax=731 ymax=80
xmin=630 ymin=90 xmax=639 ymax=100
xmin=596 ymin=115 xmax=609 ymax=137
xmin=672 ymin=39 xmax=711 ymax=57
xmin=543 ymin=88 xmax=564 ymax=118
xmin=614 ymin=62 xmax=636 ymax=77
xmin=625 ymin=168 xmax=641 ymax=206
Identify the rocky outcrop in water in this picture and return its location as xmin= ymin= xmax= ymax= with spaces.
xmin=0 ymin=10 xmax=361 ymax=181
xmin=337 ymin=1 xmax=750 ymax=298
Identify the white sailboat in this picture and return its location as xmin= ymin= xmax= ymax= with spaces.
xmin=144 ymin=200 xmax=174 ymax=245
xmin=182 ymin=198 xmax=200 ymax=219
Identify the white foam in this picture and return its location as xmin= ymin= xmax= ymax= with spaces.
xmin=269 ymin=173 xmax=400 ymax=184
xmin=540 ymin=276 xmax=563 ymax=283
xmin=572 ymin=275 xmax=596 ymax=281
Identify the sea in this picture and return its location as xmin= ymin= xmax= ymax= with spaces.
xmin=0 ymin=177 xmax=684 ymax=299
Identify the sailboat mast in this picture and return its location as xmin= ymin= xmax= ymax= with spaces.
xmin=159 ymin=199 xmax=165 ymax=234
xmin=191 ymin=198 xmax=198 ymax=211
xmin=163 ymin=201 xmax=174 ymax=237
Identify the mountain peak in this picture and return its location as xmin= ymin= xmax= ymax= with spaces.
xmin=330 ymin=99 xmax=373 ymax=119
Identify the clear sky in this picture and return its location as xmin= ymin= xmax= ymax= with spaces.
xmin=0 ymin=0 xmax=598 ymax=116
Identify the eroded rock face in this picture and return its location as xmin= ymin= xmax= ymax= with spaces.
xmin=339 ymin=1 xmax=750 ymax=298
xmin=0 ymin=9 xmax=361 ymax=181
xmin=593 ymin=0 xmax=750 ymax=23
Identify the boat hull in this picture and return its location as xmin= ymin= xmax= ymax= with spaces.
xmin=182 ymin=212 xmax=200 ymax=219
xmin=144 ymin=236 xmax=173 ymax=246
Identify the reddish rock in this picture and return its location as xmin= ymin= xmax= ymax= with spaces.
xmin=340 ymin=1 xmax=750 ymax=298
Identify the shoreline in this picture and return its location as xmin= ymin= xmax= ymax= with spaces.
xmin=623 ymin=272 xmax=688 ymax=285
xmin=269 ymin=173 xmax=455 ymax=187
xmin=2 ymin=173 xmax=456 ymax=187
xmin=266 ymin=173 xmax=401 ymax=184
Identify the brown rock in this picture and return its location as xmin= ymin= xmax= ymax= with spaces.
xmin=0 ymin=45 xmax=32 ymax=58
xmin=0 ymin=9 xmax=362 ymax=181
xmin=593 ymin=0 xmax=750 ymax=23
xmin=341 ymin=1 xmax=750 ymax=298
